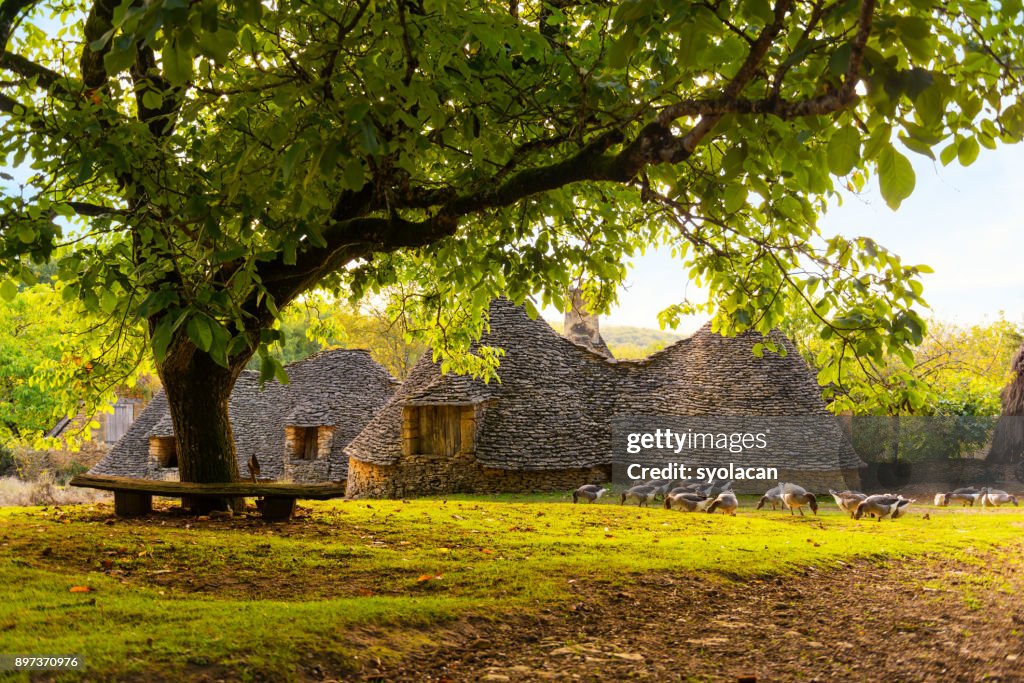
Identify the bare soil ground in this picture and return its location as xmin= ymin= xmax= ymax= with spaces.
xmin=375 ymin=546 xmax=1024 ymax=682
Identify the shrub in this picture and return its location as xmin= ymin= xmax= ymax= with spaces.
xmin=0 ymin=475 xmax=110 ymax=507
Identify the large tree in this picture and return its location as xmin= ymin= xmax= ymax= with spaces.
xmin=2 ymin=0 xmax=1022 ymax=506
xmin=988 ymin=340 xmax=1024 ymax=467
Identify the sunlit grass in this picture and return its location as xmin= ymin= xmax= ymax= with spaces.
xmin=0 ymin=495 xmax=1021 ymax=680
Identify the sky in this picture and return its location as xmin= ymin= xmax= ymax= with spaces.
xmin=586 ymin=142 xmax=1024 ymax=332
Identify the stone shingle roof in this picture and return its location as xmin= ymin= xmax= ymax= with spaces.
xmin=89 ymin=349 xmax=397 ymax=482
xmin=346 ymin=299 xmax=864 ymax=471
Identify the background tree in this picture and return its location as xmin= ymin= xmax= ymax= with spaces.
xmin=252 ymin=291 xmax=426 ymax=379
xmin=1 ymin=0 xmax=1022 ymax=504
xmin=0 ymin=275 xmax=152 ymax=450
xmin=0 ymin=282 xmax=64 ymax=441
xmin=783 ymin=311 xmax=1023 ymax=415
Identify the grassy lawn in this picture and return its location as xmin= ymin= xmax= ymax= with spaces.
xmin=1 ymin=494 xmax=1022 ymax=681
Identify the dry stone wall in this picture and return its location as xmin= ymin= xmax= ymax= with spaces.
xmin=346 ymin=455 xmax=611 ymax=498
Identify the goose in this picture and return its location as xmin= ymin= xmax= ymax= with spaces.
xmin=669 ymin=482 xmax=714 ymax=497
xmin=780 ymin=482 xmax=818 ymax=516
xmin=650 ymin=479 xmax=678 ymax=499
xmin=709 ymin=480 xmax=734 ymax=497
xmin=620 ymin=485 xmax=658 ymax=507
xmin=980 ymin=488 xmax=1019 ymax=507
xmin=573 ymin=485 xmax=609 ymax=504
xmin=829 ymin=489 xmax=867 ymax=518
xmin=706 ymin=490 xmax=739 ymax=515
xmin=934 ymin=493 xmax=948 ymax=507
xmin=664 ymin=492 xmax=712 ymax=512
xmin=854 ymin=495 xmax=911 ymax=521
xmin=945 ymin=486 xmax=982 ymax=506
xmin=247 ymin=453 xmax=261 ymax=483
xmin=756 ymin=483 xmax=784 ymax=511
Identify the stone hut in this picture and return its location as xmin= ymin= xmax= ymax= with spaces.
xmin=89 ymin=349 xmax=397 ymax=483
xmin=613 ymin=327 xmax=864 ymax=493
xmin=344 ymin=299 xmax=617 ymax=496
xmin=345 ymin=300 xmax=863 ymax=497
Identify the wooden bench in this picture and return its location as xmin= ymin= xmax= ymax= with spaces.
xmin=69 ymin=474 xmax=346 ymax=521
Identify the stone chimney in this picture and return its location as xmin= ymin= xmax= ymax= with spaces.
xmin=563 ymin=289 xmax=614 ymax=359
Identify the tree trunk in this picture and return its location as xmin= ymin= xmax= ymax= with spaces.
xmin=987 ymin=341 xmax=1024 ymax=465
xmin=157 ymin=336 xmax=248 ymax=514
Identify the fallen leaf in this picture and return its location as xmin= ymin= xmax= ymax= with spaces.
xmin=69 ymin=586 xmax=93 ymax=593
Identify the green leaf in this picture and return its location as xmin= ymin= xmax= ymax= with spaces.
xmin=162 ymin=40 xmax=194 ymax=86
xmin=88 ymin=28 xmax=115 ymax=52
xmin=141 ymin=90 xmax=163 ymax=110
xmin=343 ymin=157 xmax=365 ymax=191
xmin=100 ymin=289 xmax=118 ymax=314
xmin=745 ymin=0 xmax=774 ymax=25
xmin=723 ymin=184 xmax=748 ymax=213
xmin=151 ymin=320 xmax=174 ymax=362
xmin=957 ymin=136 xmax=980 ymax=167
xmin=197 ymin=27 xmax=238 ymax=64
xmin=877 ymin=145 xmax=915 ymax=210
xmin=1003 ymin=103 xmax=1024 ymax=139
xmin=281 ymin=143 xmax=305 ymax=182
xmin=939 ymin=141 xmax=958 ymax=166
xmin=606 ymin=31 xmax=638 ymax=69
xmin=828 ymin=42 xmax=852 ymax=78
xmin=0 ymin=279 xmax=17 ymax=302
xmin=186 ymin=314 xmax=214 ymax=352
xmin=720 ymin=145 xmax=747 ymax=179
xmin=897 ymin=134 xmax=935 ymax=160
xmin=103 ymin=36 xmax=137 ymax=74
xmin=826 ymin=126 xmax=860 ymax=176
xmin=17 ymin=225 xmax=36 ymax=244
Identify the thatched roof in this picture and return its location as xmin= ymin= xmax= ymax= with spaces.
xmin=90 ymin=349 xmax=397 ymax=482
xmin=346 ymin=299 xmax=863 ymax=472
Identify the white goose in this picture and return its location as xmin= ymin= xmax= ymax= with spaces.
xmin=829 ymin=489 xmax=868 ymax=518
xmin=573 ymin=485 xmax=608 ymax=504
xmin=664 ymin=492 xmax=712 ymax=512
xmin=706 ymin=490 xmax=739 ymax=516
xmin=620 ymin=485 xmax=658 ymax=507
xmin=980 ymin=488 xmax=1019 ymax=507
xmin=854 ymin=494 xmax=910 ymax=521
xmin=756 ymin=483 xmax=784 ymax=511
xmin=946 ymin=487 xmax=983 ymax=506
xmin=780 ymin=482 xmax=819 ymax=516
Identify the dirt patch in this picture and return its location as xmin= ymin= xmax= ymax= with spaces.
xmin=370 ymin=545 xmax=1024 ymax=682
xmin=4 ymin=503 xmax=400 ymax=601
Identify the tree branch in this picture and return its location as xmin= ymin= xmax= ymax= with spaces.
xmin=79 ymin=0 xmax=118 ymax=90
xmin=0 ymin=89 xmax=22 ymax=113
xmin=1 ymin=51 xmax=73 ymax=95
xmin=0 ymin=0 xmax=36 ymax=52
xmin=131 ymin=43 xmax=181 ymax=137
xmin=67 ymin=200 xmax=126 ymax=217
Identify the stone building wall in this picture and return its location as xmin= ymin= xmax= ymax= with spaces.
xmin=724 ymin=468 xmax=861 ymax=494
xmin=347 ymin=456 xmax=611 ymax=498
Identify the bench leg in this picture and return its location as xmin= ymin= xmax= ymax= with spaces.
xmin=114 ymin=492 xmax=152 ymax=517
xmin=260 ymin=497 xmax=295 ymax=521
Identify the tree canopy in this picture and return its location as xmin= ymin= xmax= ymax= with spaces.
xmin=1 ymin=0 xmax=1022 ymax=488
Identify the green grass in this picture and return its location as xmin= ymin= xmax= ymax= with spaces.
xmin=0 ymin=495 xmax=1022 ymax=681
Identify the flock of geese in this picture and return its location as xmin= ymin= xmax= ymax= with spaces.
xmin=572 ymin=481 xmax=1020 ymax=521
